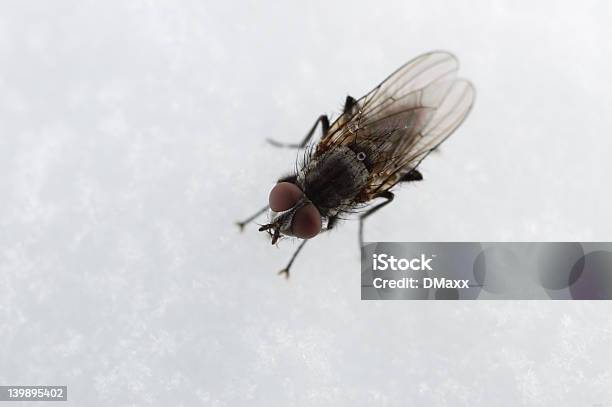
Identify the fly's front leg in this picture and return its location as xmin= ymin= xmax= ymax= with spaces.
xmin=235 ymin=205 xmax=269 ymax=231
xmin=267 ymin=115 xmax=329 ymax=149
xmin=277 ymin=239 xmax=308 ymax=279
xmin=236 ymin=175 xmax=297 ymax=231
xmin=358 ymin=191 xmax=394 ymax=248
xmin=326 ymin=215 xmax=338 ymax=231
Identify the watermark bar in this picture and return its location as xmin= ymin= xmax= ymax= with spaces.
xmin=0 ymin=386 xmax=67 ymax=401
xmin=361 ymin=242 xmax=612 ymax=300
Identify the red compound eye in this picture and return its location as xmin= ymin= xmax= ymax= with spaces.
xmin=268 ymin=182 xmax=303 ymax=212
xmin=291 ymin=204 xmax=321 ymax=239
xmin=268 ymin=182 xmax=321 ymax=239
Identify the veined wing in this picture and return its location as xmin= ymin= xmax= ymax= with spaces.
xmin=318 ymin=51 xmax=475 ymax=199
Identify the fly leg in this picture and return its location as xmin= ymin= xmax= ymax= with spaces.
xmin=358 ymin=191 xmax=394 ymax=248
xmin=266 ymin=95 xmax=357 ymax=149
xmin=236 ymin=175 xmax=298 ymax=231
xmin=235 ymin=205 xmax=269 ymax=231
xmin=326 ymin=215 xmax=338 ymax=231
xmin=267 ymin=115 xmax=329 ymax=149
xmin=343 ymin=95 xmax=358 ymax=116
xmin=278 ymin=216 xmax=336 ymax=277
xmin=400 ymin=169 xmax=423 ymax=182
xmin=355 ymin=171 xmax=420 ymax=244
xmin=277 ymin=239 xmax=308 ymax=278
xmin=355 ymin=171 xmax=420 ymax=245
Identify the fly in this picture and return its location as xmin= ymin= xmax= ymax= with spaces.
xmin=237 ymin=51 xmax=475 ymax=277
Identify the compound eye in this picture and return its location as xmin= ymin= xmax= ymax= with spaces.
xmin=291 ymin=204 xmax=322 ymax=239
xmin=268 ymin=182 xmax=303 ymax=212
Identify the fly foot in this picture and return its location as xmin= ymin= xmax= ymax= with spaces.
xmin=277 ymin=268 xmax=290 ymax=279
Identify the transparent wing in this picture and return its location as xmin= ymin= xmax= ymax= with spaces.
xmin=366 ymin=78 xmax=475 ymax=196
xmin=317 ymin=51 xmax=475 ymax=199
xmin=359 ymin=51 xmax=460 ymax=123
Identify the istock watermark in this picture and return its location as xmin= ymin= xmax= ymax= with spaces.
xmin=361 ymin=242 xmax=612 ymax=300
xmin=372 ymin=253 xmax=434 ymax=271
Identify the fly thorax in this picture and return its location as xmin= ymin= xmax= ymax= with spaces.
xmin=298 ymin=146 xmax=370 ymax=215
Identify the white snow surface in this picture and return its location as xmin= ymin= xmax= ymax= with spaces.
xmin=1 ymin=1 xmax=612 ymax=406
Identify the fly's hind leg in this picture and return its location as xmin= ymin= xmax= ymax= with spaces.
xmin=267 ymin=115 xmax=329 ymax=149
xmin=277 ymin=239 xmax=308 ymax=279
xmin=358 ymin=191 xmax=394 ymax=248
xmin=236 ymin=205 xmax=269 ymax=231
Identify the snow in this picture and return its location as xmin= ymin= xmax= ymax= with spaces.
xmin=1 ymin=1 xmax=611 ymax=405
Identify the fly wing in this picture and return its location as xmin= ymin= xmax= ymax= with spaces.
xmin=318 ymin=51 xmax=475 ymax=200
xmin=358 ymin=51 xmax=461 ymax=123
xmin=365 ymin=78 xmax=475 ymax=197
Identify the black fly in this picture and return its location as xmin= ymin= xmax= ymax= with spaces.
xmin=237 ymin=51 xmax=475 ymax=277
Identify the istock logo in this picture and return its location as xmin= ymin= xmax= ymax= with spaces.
xmin=372 ymin=253 xmax=435 ymax=271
